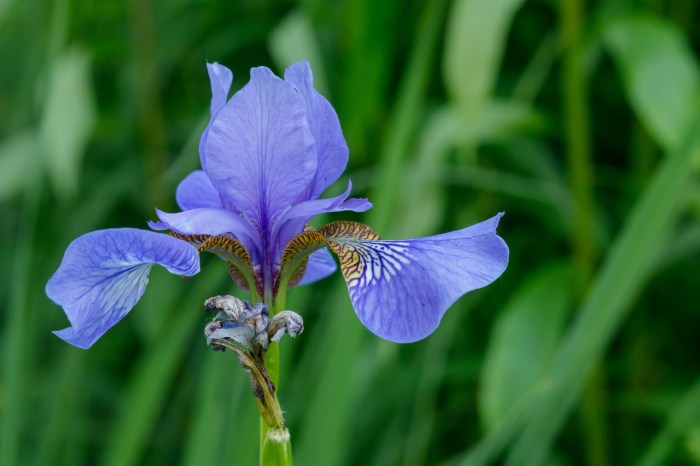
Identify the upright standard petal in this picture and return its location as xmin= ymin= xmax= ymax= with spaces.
xmin=204 ymin=66 xmax=317 ymax=229
xmin=46 ymin=229 xmax=200 ymax=349
xmin=206 ymin=63 xmax=233 ymax=116
xmin=284 ymin=61 xmax=349 ymax=199
xmin=199 ymin=62 xmax=233 ymax=169
xmin=175 ymin=170 xmax=223 ymax=211
xmin=322 ymin=214 xmax=509 ymax=343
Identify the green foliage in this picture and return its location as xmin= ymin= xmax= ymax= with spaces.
xmin=444 ymin=0 xmax=525 ymax=116
xmin=605 ymin=14 xmax=700 ymax=151
xmin=1 ymin=1 xmax=700 ymax=465
xmin=479 ymin=262 xmax=572 ymax=432
xmin=40 ymin=47 xmax=96 ymax=200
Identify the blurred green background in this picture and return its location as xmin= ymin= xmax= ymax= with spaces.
xmin=2 ymin=0 xmax=700 ymax=465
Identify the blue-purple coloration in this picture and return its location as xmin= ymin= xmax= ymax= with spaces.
xmin=45 ymin=61 xmax=509 ymax=349
xmin=340 ymin=214 xmax=508 ymax=343
xmin=46 ymin=229 xmax=200 ymax=349
xmin=150 ymin=63 xmax=371 ymax=299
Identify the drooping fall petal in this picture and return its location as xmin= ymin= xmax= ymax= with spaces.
xmin=46 ymin=229 xmax=200 ymax=349
xmin=322 ymin=214 xmax=509 ymax=343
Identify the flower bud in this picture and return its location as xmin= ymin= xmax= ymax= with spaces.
xmin=268 ymin=311 xmax=304 ymax=342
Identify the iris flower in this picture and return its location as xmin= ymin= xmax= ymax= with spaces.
xmin=46 ymin=61 xmax=509 ymax=350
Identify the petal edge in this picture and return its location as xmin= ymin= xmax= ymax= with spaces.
xmin=46 ymin=229 xmax=200 ymax=349
xmin=175 ymin=170 xmax=223 ymax=211
xmin=323 ymin=214 xmax=508 ymax=342
xmin=284 ymin=61 xmax=349 ymax=199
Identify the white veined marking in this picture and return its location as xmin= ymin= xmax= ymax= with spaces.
xmin=347 ymin=241 xmax=412 ymax=295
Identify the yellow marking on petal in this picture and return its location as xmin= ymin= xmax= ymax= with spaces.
xmin=199 ymin=235 xmax=255 ymax=291
xmin=279 ymin=222 xmax=385 ymax=292
xmin=281 ymin=231 xmax=326 ymax=267
xmin=319 ymin=221 xmax=381 ymax=241
xmin=170 ymin=231 xmax=211 ymax=247
xmin=199 ymin=235 xmax=252 ymax=264
xmin=287 ymin=256 xmax=309 ymax=288
xmin=279 ymin=230 xmax=327 ymax=290
xmin=319 ymin=222 xmax=380 ymax=285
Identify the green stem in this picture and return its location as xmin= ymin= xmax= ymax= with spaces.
xmin=261 ymin=427 xmax=292 ymax=466
xmin=257 ymin=293 xmax=292 ymax=466
xmin=213 ymin=334 xmax=290 ymax=466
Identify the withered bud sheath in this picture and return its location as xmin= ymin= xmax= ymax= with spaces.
xmin=268 ymin=311 xmax=304 ymax=342
xmin=202 ymin=295 xmax=304 ymax=429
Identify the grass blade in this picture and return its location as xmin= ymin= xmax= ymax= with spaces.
xmin=636 ymin=376 xmax=700 ymax=466
xmin=504 ymin=113 xmax=700 ymax=465
xmin=101 ymin=267 xmax=228 ymax=466
xmin=605 ymin=14 xmax=700 ymax=151
xmin=479 ymin=263 xmax=571 ymax=431
xmin=443 ymin=0 xmax=525 ymax=115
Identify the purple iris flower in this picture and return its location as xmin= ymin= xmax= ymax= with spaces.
xmin=46 ymin=61 xmax=508 ymax=349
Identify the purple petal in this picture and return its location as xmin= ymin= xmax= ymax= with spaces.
xmin=207 ymin=63 xmax=233 ymax=116
xmin=279 ymin=181 xmax=371 ymax=222
xmin=332 ymin=214 xmax=508 ymax=343
xmin=298 ymin=248 xmax=337 ymax=285
xmin=46 ymin=229 xmax=200 ymax=349
xmin=150 ymin=208 xmax=260 ymax=258
xmin=176 ymin=170 xmax=223 ymax=211
xmin=284 ymin=61 xmax=349 ymax=199
xmin=275 ymin=180 xmax=372 ymax=251
xmin=204 ymin=66 xmax=317 ymax=229
xmin=199 ymin=63 xmax=234 ymax=170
